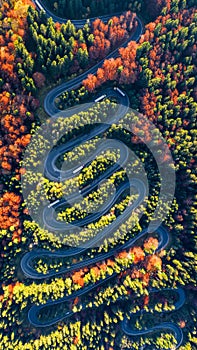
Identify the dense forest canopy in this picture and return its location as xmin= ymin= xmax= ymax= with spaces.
xmin=43 ymin=0 xmax=144 ymax=19
xmin=0 ymin=0 xmax=196 ymax=349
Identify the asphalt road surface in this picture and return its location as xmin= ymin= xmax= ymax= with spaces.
xmin=22 ymin=4 xmax=185 ymax=348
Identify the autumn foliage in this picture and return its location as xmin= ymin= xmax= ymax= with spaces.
xmin=146 ymin=255 xmax=162 ymax=272
xmin=0 ymin=0 xmax=40 ymax=250
xmin=0 ymin=192 xmax=21 ymax=230
xmin=83 ymin=3 xmax=197 ymax=254
xmin=0 ymin=1 xmax=38 ymax=176
xmin=70 ymin=238 xmax=160 ymax=288
xmin=72 ymin=270 xmax=85 ymax=287
xmin=0 ymin=1 xmax=196 ymax=348
xmin=83 ymin=40 xmax=138 ymax=91
xmin=89 ymin=12 xmax=137 ymax=61
xmin=0 ymin=192 xmax=22 ymax=243
xmin=144 ymin=237 xmax=159 ymax=253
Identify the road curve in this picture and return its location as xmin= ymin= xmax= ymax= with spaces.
xmin=21 ymin=224 xmax=168 ymax=280
xmin=22 ymin=4 xmax=185 ymax=348
xmin=122 ymin=322 xmax=183 ymax=349
xmin=34 ymin=4 xmax=143 ymax=117
xmin=34 ymin=0 xmax=121 ymax=26
xmin=44 ymin=88 xmax=130 ymax=182
xmin=27 ymin=226 xmax=170 ymax=327
xmin=42 ymin=180 xmax=144 ymax=233
xmin=44 ymin=18 xmax=142 ymax=116
xmin=22 ymin=3 xmax=146 ymax=279
xmin=122 ymin=288 xmax=186 ymax=349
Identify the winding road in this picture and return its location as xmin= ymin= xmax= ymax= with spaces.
xmin=21 ymin=225 xmax=167 ymax=280
xmin=21 ymin=2 xmax=185 ymax=348
xmin=44 ymin=19 xmax=142 ymax=116
xmin=122 ymin=288 xmax=185 ymax=349
xmin=26 ymin=226 xmax=170 ymax=328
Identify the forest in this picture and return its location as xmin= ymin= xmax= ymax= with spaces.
xmin=43 ymin=0 xmax=143 ymax=20
xmin=0 ymin=0 xmax=196 ymax=349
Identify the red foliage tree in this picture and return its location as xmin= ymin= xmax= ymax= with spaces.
xmin=146 ymin=255 xmax=162 ymax=271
